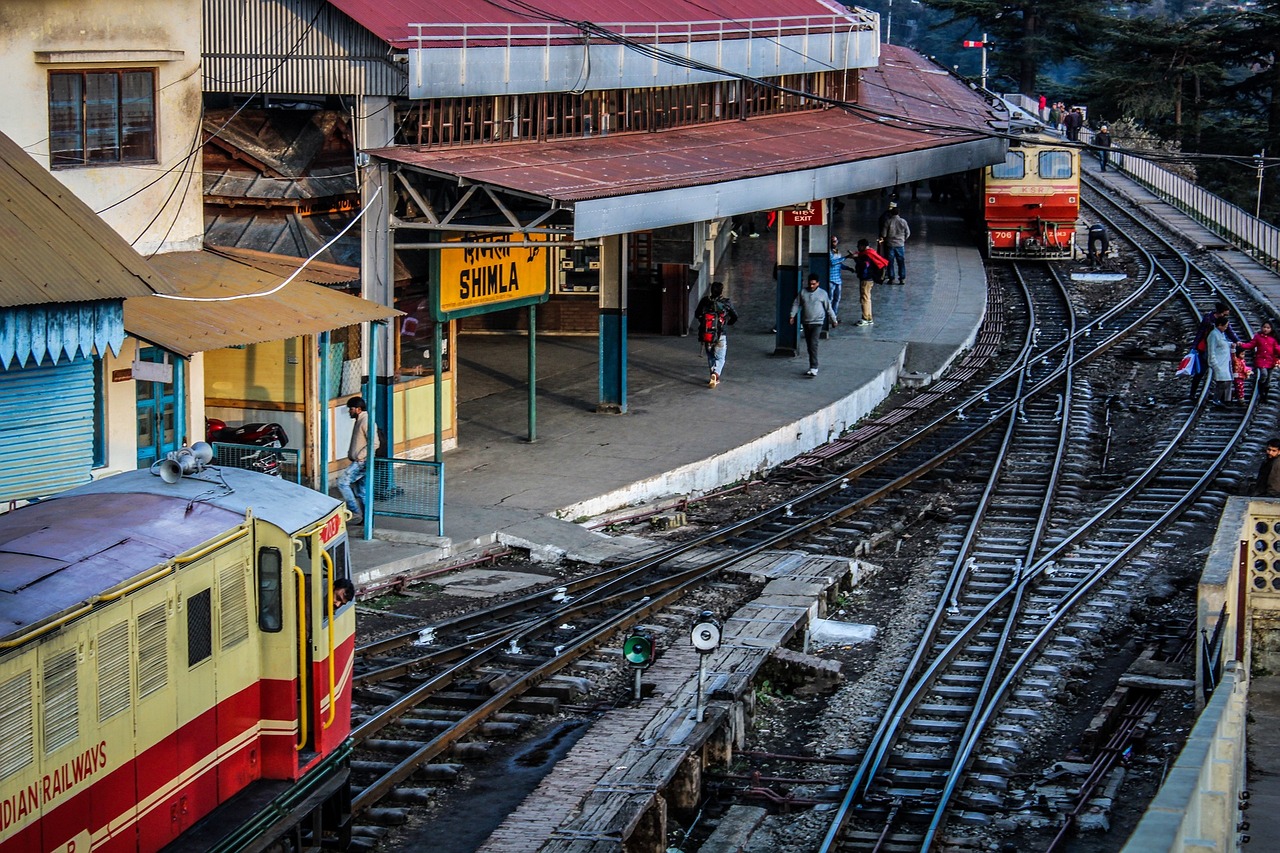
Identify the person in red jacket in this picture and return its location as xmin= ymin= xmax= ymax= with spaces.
xmin=1238 ymin=319 xmax=1280 ymax=403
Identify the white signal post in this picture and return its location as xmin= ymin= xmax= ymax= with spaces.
xmin=963 ymin=34 xmax=991 ymax=90
xmin=690 ymin=612 xmax=722 ymax=722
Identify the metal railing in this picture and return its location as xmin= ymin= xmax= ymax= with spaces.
xmin=371 ymin=457 xmax=444 ymax=537
xmin=406 ymin=13 xmax=878 ymax=49
xmin=1200 ymin=602 xmax=1228 ymax=703
xmin=212 ymin=442 xmax=302 ymax=484
xmin=1103 ymin=143 xmax=1280 ymax=273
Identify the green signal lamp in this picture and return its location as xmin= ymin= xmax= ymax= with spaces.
xmin=623 ymin=631 xmax=655 ymax=669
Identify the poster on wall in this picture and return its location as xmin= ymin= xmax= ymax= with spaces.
xmin=434 ymin=232 xmax=552 ymax=320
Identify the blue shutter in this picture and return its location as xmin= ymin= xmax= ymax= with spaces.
xmin=0 ymin=358 xmax=95 ymax=501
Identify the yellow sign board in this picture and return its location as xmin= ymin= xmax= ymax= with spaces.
xmin=437 ymin=234 xmax=551 ymax=317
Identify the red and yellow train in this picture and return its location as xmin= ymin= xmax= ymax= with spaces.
xmin=983 ymin=133 xmax=1080 ymax=259
xmin=0 ymin=463 xmax=356 ymax=852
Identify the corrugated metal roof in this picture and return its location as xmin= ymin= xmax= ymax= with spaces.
xmin=205 ymin=245 xmax=360 ymax=286
xmin=330 ymin=0 xmax=861 ymax=46
xmin=124 ymin=249 xmax=399 ymax=357
xmin=0 ymin=131 xmax=174 ymax=307
xmin=369 ymin=44 xmax=998 ymax=205
xmin=203 ymin=210 xmax=363 ymax=268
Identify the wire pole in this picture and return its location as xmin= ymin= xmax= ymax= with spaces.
xmin=1257 ymin=149 xmax=1267 ymax=219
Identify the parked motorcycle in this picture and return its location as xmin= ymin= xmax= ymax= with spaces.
xmin=205 ymin=419 xmax=289 ymax=477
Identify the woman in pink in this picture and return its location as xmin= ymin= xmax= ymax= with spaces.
xmin=1239 ymin=319 xmax=1280 ymax=403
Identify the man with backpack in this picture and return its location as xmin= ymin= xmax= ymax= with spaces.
xmin=694 ymin=281 xmax=738 ymax=388
xmin=853 ymin=239 xmax=888 ymax=326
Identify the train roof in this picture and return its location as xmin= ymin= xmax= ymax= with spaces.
xmin=66 ymin=466 xmax=342 ymax=533
xmin=0 ymin=468 xmax=341 ymax=645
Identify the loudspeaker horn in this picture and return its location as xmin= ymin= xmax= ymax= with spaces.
xmin=159 ymin=459 xmax=183 ymax=484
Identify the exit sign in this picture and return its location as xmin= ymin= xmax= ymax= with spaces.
xmin=782 ymin=203 xmax=823 ymax=226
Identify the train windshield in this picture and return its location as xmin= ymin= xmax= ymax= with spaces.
xmin=1038 ymin=150 xmax=1073 ymax=179
xmin=991 ymin=151 xmax=1025 ymax=179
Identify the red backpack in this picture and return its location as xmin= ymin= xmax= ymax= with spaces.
xmin=698 ymin=301 xmax=727 ymax=344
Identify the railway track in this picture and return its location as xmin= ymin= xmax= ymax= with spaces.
xmin=815 ymin=178 xmax=1260 ymax=851
xmin=345 ymin=174 xmax=1270 ymax=851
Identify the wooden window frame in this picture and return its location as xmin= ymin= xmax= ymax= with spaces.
xmin=48 ymin=68 xmax=157 ymax=169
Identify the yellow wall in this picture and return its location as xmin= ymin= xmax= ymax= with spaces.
xmin=395 ymin=377 xmax=455 ymax=445
xmin=205 ymin=340 xmax=305 ymax=405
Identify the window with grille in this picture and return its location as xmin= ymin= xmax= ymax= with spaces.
xmin=49 ymin=69 xmax=156 ymax=168
xmin=220 ymin=563 xmax=249 ymax=650
xmin=43 ymin=649 xmax=79 ymax=754
xmin=1038 ymin=150 xmax=1074 ymax=179
xmin=188 ymin=588 xmax=212 ymax=667
xmin=137 ymin=602 xmax=168 ymax=698
xmin=0 ymin=672 xmax=33 ymax=781
xmin=97 ymin=621 xmax=131 ymax=723
xmin=991 ymin=151 xmax=1025 ymax=180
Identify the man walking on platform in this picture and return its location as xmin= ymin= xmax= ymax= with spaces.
xmin=853 ymin=239 xmax=886 ymax=326
xmin=790 ymin=274 xmax=838 ymax=376
xmin=1095 ymin=124 xmax=1113 ymax=171
xmin=694 ymin=281 xmax=738 ymax=387
xmin=881 ymin=206 xmax=911 ymax=285
xmin=338 ymin=396 xmax=380 ymax=524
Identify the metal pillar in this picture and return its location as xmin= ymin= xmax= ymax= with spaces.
xmin=362 ymin=323 xmax=378 ymax=541
xmin=318 ymin=329 xmax=330 ymax=495
xmin=527 ymin=304 xmax=538 ymax=442
xmin=773 ymin=220 xmax=801 ymax=357
xmin=598 ymin=234 xmax=628 ymax=414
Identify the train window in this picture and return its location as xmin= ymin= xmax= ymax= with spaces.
xmin=220 ymin=563 xmax=250 ymax=650
xmin=43 ymin=649 xmax=79 ymax=753
xmin=137 ymin=601 xmax=169 ymax=698
xmin=0 ymin=672 xmax=33 ymax=781
xmin=1039 ymin=150 xmax=1073 ymax=179
xmin=97 ymin=621 xmax=131 ymax=722
xmin=258 ymin=546 xmax=284 ymax=633
xmin=991 ymin=151 xmax=1024 ymax=179
xmin=188 ymin=588 xmax=213 ymax=667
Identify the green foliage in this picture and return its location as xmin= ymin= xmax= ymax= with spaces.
xmin=919 ymin=0 xmax=1125 ymax=94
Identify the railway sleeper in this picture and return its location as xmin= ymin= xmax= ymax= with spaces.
xmin=397 ymin=718 xmax=525 ymax=738
xmin=360 ymin=807 xmax=410 ymax=827
xmin=896 ymin=751 xmax=953 ymax=768
xmin=385 ymin=787 xmax=437 ymax=805
xmin=956 ymin=790 xmax=1003 ymax=811
xmin=839 ymin=830 xmax=926 ymax=849
xmin=915 ymin=703 xmax=975 ymax=718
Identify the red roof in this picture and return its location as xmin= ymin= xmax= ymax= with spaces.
xmin=330 ymin=0 xmax=861 ymax=45
xmin=368 ymin=45 xmax=998 ymax=204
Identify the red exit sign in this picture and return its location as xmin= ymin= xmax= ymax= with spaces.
xmin=782 ymin=203 xmax=823 ymax=226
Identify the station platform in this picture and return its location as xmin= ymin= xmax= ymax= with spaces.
xmin=348 ymin=192 xmax=988 ymax=588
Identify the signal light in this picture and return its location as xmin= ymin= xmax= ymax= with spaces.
xmin=623 ymin=631 xmax=655 ymax=669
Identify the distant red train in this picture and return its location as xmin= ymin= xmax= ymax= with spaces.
xmin=0 ymin=463 xmax=356 ymax=852
xmin=983 ymin=133 xmax=1080 ymax=259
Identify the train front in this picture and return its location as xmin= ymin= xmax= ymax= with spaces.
xmin=985 ymin=136 xmax=1080 ymax=260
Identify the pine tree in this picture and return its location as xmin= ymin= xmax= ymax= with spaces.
xmin=920 ymin=0 xmax=1122 ymax=95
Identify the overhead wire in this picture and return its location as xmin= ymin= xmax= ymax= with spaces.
xmin=470 ymin=0 xmax=1278 ymax=167
xmin=153 ymin=185 xmax=383 ymax=303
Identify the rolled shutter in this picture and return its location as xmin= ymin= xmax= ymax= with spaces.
xmin=0 ymin=358 xmax=94 ymax=501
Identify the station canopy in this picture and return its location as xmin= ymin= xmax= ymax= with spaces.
xmin=369 ymin=45 xmax=1007 ymax=241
